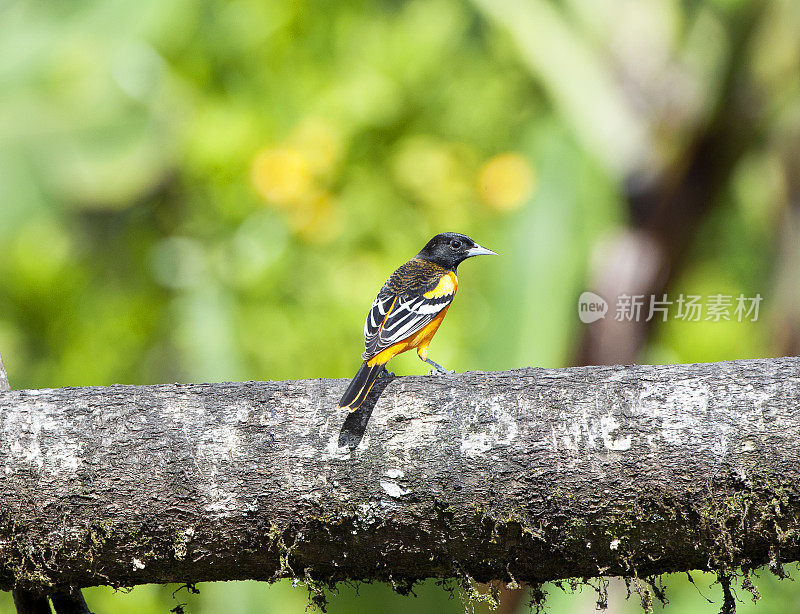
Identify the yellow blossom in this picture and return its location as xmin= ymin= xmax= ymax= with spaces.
xmin=251 ymin=146 xmax=314 ymax=206
xmin=477 ymin=152 xmax=536 ymax=211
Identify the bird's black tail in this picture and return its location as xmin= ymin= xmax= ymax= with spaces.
xmin=338 ymin=361 xmax=383 ymax=412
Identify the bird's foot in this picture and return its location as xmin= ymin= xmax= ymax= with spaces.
xmin=423 ymin=357 xmax=454 ymax=375
xmin=379 ymin=368 xmax=395 ymax=378
xmin=428 ymin=368 xmax=455 ymax=376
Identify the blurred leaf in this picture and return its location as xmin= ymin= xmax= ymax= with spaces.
xmin=472 ymin=0 xmax=649 ymax=176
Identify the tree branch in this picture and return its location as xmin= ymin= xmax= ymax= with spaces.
xmin=1 ymin=355 xmax=93 ymax=614
xmin=1 ymin=357 xmax=799 ymax=592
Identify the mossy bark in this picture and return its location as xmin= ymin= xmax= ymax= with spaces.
xmin=1 ymin=357 xmax=799 ymax=592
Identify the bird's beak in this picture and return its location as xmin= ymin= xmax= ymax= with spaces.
xmin=466 ymin=244 xmax=498 ymax=257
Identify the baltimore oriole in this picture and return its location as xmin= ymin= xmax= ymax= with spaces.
xmin=338 ymin=232 xmax=497 ymax=411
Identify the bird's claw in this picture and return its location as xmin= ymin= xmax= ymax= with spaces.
xmin=428 ymin=368 xmax=455 ymax=376
xmin=379 ymin=369 xmax=395 ymax=379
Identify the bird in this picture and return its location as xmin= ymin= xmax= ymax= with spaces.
xmin=338 ymin=232 xmax=497 ymax=412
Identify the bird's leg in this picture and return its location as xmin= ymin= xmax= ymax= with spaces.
xmin=379 ymin=366 xmax=395 ymax=378
xmin=422 ymin=357 xmax=454 ymax=375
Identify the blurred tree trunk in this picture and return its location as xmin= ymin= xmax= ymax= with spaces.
xmin=775 ymin=133 xmax=800 ymax=356
xmin=575 ymin=2 xmax=769 ymax=366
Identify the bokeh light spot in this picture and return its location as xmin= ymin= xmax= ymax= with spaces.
xmin=251 ymin=146 xmax=314 ymax=206
xmin=477 ymin=152 xmax=536 ymax=211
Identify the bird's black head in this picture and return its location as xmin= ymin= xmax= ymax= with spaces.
xmin=415 ymin=232 xmax=497 ymax=271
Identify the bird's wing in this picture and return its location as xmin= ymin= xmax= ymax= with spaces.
xmin=362 ymin=277 xmax=455 ymax=360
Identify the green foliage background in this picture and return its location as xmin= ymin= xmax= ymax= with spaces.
xmin=1 ymin=0 xmax=798 ymax=612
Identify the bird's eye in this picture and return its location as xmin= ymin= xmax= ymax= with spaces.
xmin=449 ymin=240 xmax=461 ymax=250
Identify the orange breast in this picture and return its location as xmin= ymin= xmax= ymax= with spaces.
xmin=406 ymin=305 xmax=450 ymax=361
